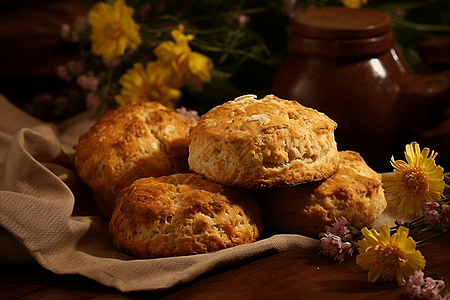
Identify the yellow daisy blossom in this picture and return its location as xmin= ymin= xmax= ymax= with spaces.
xmin=153 ymin=23 xmax=214 ymax=91
xmin=341 ymin=0 xmax=368 ymax=8
xmin=115 ymin=61 xmax=182 ymax=108
xmin=88 ymin=0 xmax=142 ymax=60
xmin=356 ymin=223 xmax=426 ymax=286
xmin=382 ymin=142 xmax=444 ymax=216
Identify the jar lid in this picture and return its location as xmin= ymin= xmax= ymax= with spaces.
xmin=292 ymin=7 xmax=391 ymax=40
xmin=288 ymin=30 xmax=395 ymax=57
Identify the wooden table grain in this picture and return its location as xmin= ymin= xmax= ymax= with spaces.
xmin=1 ymin=233 xmax=449 ymax=300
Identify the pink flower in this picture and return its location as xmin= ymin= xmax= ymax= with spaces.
xmin=103 ymin=58 xmax=121 ymax=68
xmin=283 ymin=0 xmax=297 ymax=18
xmin=422 ymin=277 xmax=447 ymax=300
xmin=52 ymin=96 xmax=69 ymax=116
xmin=319 ymin=216 xmax=358 ymax=262
xmin=440 ymin=205 xmax=450 ymax=229
xmin=407 ymin=270 xmax=426 ymax=298
xmin=66 ymin=61 xmax=84 ymax=76
xmin=422 ymin=200 xmax=450 ymax=230
xmin=394 ymin=9 xmax=404 ymax=17
xmin=60 ymin=23 xmax=80 ymax=42
xmin=127 ymin=47 xmax=138 ymax=55
xmin=232 ymin=14 xmax=251 ymax=27
xmin=176 ymin=107 xmax=201 ymax=121
xmin=61 ymin=24 xmax=71 ymax=40
xmin=406 ymin=270 xmax=450 ymax=300
xmin=71 ymin=33 xmax=80 ymax=43
xmin=73 ymin=16 xmax=88 ymax=31
xmin=319 ymin=233 xmax=353 ymax=263
xmin=422 ymin=201 xmax=441 ymax=226
xmin=77 ymin=75 xmax=99 ymax=91
xmin=85 ymin=92 xmax=100 ymax=110
xmin=323 ymin=217 xmax=352 ymax=241
xmin=56 ymin=65 xmax=72 ymax=81
xmin=61 ymin=16 xmax=88 ymax=43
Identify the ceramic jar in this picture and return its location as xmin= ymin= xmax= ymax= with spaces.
xmin=271 ymin=7 xmax=450 ymax=171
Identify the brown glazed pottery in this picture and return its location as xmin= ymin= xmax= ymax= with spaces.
xmin=271 ymin=7 xmax=450 ymax=172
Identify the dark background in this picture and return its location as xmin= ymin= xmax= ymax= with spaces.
xmin=0 ymin=0 xmax=94 ymax=109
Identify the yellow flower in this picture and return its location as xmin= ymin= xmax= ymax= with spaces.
xmin=341 ymin=0 xmax=368 ymax=8
xmin=88 ymin=0 xmax=141 ymax=60
xmin=382 ymin=142 xmax=444 ymax=216
xmin=115 ymin=61 xmax=182 ymax=108
xmin=153 ymin=23 xmax=214 ymax=91
xmin=356 ymin=223 xmax=425 ymax=286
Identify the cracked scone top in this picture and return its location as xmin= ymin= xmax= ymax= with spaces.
xmin=74 ymin=101 xmax=197 ymax=219
xmin=109 ymin=173 xmax=263 ymax=258
xmin=188 ymin=94 xmax=340 ymax=188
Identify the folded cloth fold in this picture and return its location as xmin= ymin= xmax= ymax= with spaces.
xmin=0 ymin=94 xmax=320 ymax=292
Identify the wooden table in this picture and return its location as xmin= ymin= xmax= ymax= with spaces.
xmin=1 ymin=232 xmax=449 ymax=300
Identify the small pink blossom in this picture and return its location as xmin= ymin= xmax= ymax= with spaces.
xmin=324 ymin=217 xmax=352 ymax=241
xmin=52 ymin=96 xmax=69 ymax=116
xmin=423 ymin=277 xmax=447 ymax=300
xmin=71 ymin=33 xmax=80 ymax=43
xmin=103 ymin=58 xmax=121 ymax=68
xmin=54 ymin=96 xmax=69 ymax=107
xmin=61 ymin=24 xmax=71 ymax=40
xmin=73 ymin=16 xmax=88 ymax=31
xmin=127 ymin=47 xmax=138 ymax=55
xmin=394 ymin=9 xmax=404 ymax=17
xmin=56 ymin=65 xmax=72 ymax=81
xmin=60 ymin=23 xmax=80 ymax=42
xmin=176 ymin=107 xmax=201 ymax=121
xmin=422 ymin=200 xmax=450 ymax=230
xmin=440 ymin=205 xmax=450 ymax=229
xmin=319 ymin=216 xmax=358 ymax=262
xmin=283 ymin=0 xmax=297 ymax=18
xmin=319 ymin=233 xmax=353 ymax=263
xmin=85 ymin=92 xmax=101 ymax=110
xmin=232 ymin=14 xmax=251 ymax=27
xmin=66 ymin=61 xmax=84 ymax=76
xmin=407 ymin=270 xmax=425 ymax=298
xmin=61 ymin=16 xmax=88 ymax=43
xmin=422 ymin=201 xmax=441 ymax=226
xmin=406 ymin=270 xmax=450 ymax=300
xmin=77 ymin=75 xmax=99 ymax=91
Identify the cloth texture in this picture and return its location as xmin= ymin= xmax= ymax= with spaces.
xmin=0 ymin=94 xmax=320 ymax=292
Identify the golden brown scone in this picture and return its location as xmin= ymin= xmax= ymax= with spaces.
xmin=109 ymin=173 xmax=263 ymax=258
xmin=73 ymin=101 xmax=197 ymax=219
xmin=258 ymin=151 xmax=387 ymax=238
xmin=188 ymin=94 xmax=340 ymax=188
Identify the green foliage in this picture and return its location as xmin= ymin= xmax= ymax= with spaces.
xmin=364 ymin=0 xmax=450 ymax=69
xmin=135 ymin=0 xmax=291 ymax=110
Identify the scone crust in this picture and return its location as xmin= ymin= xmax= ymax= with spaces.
xmin=109 ymin=173 xmax=263 ymax=258
xmin=259 ymin=151 xmax=387 ymax=237
xmin=188 ymin=94 xmax=339 ymax=188
xmin=74 ymin=102 xmax=197 ymax=218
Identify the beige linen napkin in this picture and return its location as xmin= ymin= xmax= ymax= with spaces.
xmin=0 ymin=94 xmax=320 ymax=292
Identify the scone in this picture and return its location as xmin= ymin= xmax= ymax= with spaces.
xmin=109 ymin=173 xmax=263 ymax=258
xmin=73 ymin=101 xmax=197 ymax=219
xmin=258 ymin=151 xmax=387 ymax=238
xmin=188 ymin=94 xmax=339 ymax=188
